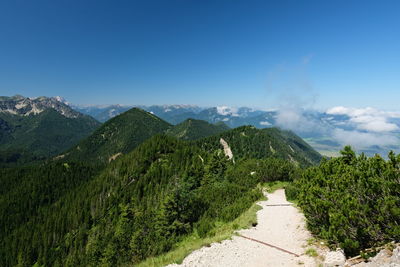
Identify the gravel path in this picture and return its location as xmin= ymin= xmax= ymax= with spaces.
xmin=167 ymin=189 xmax=318 ymax=267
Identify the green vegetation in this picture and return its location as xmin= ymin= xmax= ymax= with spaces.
xmin=65 ymin=108 xmax=171 ymax=162
xmin=166 ymin=118 xmax=229 ymax=140
xmin=0 ymin=107 xmax=323 ymax=266
xmin=0 ymin=131 xmax=308 ymax=266
xmin=305 ymin=248 xmax=318 ymax=257
xmin=196 ymin=126 xmax=322 ymax=166
xmin=287 ymin=146 xmax=400 ymax=256
xmin=0 ymin=162 xmax=101 ymax=243
xmin=0 ymin=109 xmax=100 ymax=165
xmin=0 ymin=136 xmax=262 ymax=266
xmin=139 ymin=181 xmax=285 ymax=267
xmin=9 ymin=97 xmax=396 ymax=265
xmin=137 ymin=201 xmax=263 ymax=267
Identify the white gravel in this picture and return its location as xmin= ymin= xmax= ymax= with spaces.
xmin=167 ymin=189 xmax=318 ymax=267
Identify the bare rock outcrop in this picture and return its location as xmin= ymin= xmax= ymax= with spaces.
xmin=220 ymin=138 xmax=234 ymax=162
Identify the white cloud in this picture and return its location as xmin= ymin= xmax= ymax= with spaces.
xmin=276 ymin=107 xmax=324 ymax=133
xmin=259 ymin=121 xmax=271 ymax=126
xmin=332 ymin=129 xmax=399 ymax=150
xmin=327 ymin=106 xmax=400 ymax=118
xmin=356 ymin=120 xmax=398 ymax=132
xmin=326 ymin=106 xmax=400 ymax=133
xmin=216 ymin=106 xmax=239 ymax=116
xmin=326 ymin=106 xmax=351 ymax=115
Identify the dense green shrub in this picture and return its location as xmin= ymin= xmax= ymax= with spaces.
xmin=291 ymin=146 xmax=400 ymax=256
xmin=196 ymin=217 xmax=215 ymax=238
xmin=284 ymin=183 xmax=299 ymax=201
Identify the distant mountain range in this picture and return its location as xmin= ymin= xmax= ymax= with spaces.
xmin=65 ymin=106 xmax=319 ymax=165
xmin=72 ymin=104 xmax=272 ymax=126
xmin=73 ymin=103 xmax=400 ymax=156
xmin=65 ymin=109 xmax=233 ymax=163
xmin=166 ymin=119 xmax=230 ymax=141
xmin=2 ymin=95 xmax=399 ymax=159
xmin=1 ymin=95 xmax=78 ymax=118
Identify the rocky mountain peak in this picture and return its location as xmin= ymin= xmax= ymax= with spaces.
xmin=0 ymin=95 xmax=81 ymax=118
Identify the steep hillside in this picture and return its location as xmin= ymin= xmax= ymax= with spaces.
xmin=65 ymin=107 xmax=171 ymax=162
xmin=196 ymin=126 xmax=322 ymax=166
xmin=1 ymin=135 xmax=267 ymax=266
xmin=166 ymin=118 xmax=230 ymax=140
xmin=0 ymin=125 xmax=319 ymax=266
xmin=0 ymin=106 xmax=100 ymax=165
xmin=0 ymin=161 xmax=100 ymax=246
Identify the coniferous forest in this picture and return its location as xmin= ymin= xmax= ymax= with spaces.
xmin=1 ymin=107 xmax=399 ymax=266
xmin=1 ymin=134 xmax=299 ymax=266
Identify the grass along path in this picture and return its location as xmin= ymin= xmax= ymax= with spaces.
xmin=136 ymin=196 xmax=264 ymax=267
xmin=165 ymin=189 xmax=321 ymax=267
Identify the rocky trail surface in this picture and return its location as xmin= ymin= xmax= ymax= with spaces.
xmin=167 ymin=189 xmax=322 ymax=267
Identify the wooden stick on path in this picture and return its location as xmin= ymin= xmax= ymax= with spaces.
xmin=265 ymin=204 xmax=293 ymax=206
xmin=238 ymin=234 xmax=300 ymax=257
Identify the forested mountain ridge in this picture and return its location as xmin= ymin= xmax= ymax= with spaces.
xmin=1 ymin=98 xmax=224 ymax=165
xmin=64 ymin=107 xmax=172 ymax=163
xmin=63 ymin=110 xmax=232 ymax=163
xmin=73 ymin=104 xmax=202 ymax=123
xmin=74 ymin=103 xmax=400 ymax=157
xmin=62 ymin=107 xmax=320 ymax=166
xmin=2 ymin=133 xmax=301 ymax=266
xmin=166 ymin=118 xmax=230 ymax=140
xmin=196 ymin=126 xmax=322 ymax=166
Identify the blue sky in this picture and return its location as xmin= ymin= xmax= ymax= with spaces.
xmin=0 ymin=0 xmax=399 ymax=109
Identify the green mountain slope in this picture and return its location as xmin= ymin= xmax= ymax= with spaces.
xmin=0 ymin=109 xmax=100 ymax=164
xmin=0 ymin=112 xmax=322 ymax=266
xmin=65 ymin=108 xmax=172 ymax=162
xmin=0 ymin=161 xmax=100 ymax=245
xmin=166 ymin=118 xmax=229 ymax=140
xmin=196 ymin=126 xmax=322 ymax=166
xmin=1 ymin=135 xmax=267 ymax=266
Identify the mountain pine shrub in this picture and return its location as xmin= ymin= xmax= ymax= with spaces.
xmin=288 ymin=146 xmax=400 ymax=256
